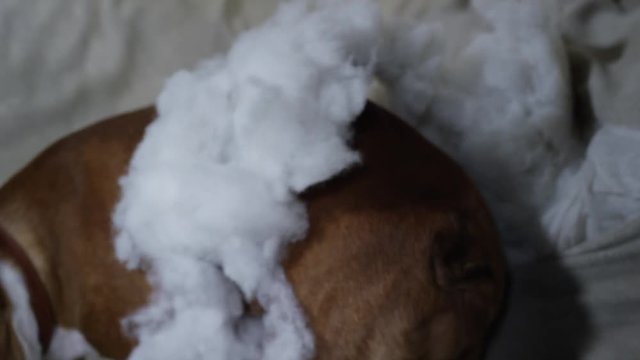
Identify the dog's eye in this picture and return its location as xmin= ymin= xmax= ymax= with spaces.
xmin=431 ymin=221 xmax=494 ymax=289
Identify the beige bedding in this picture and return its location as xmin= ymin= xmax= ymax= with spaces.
xmin=1 ymin=0 xmax=639 ymax=359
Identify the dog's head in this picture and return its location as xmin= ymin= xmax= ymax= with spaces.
xmin=0 ymin=102 xmax=505 ymax=359
xmin=284 ymin=103 xmax=506 ymax=360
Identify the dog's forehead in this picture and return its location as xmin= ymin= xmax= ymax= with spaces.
xmin=304 ymin=105 xmax=480 ymax=211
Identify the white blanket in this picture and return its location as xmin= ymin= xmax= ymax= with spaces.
xmin=488 ymin=127 xmax=640 ymax=359
xmin=488 ymin=2 xmax=640 ymax=358
xmin=1 ymin=0 xmax=639 ymax=359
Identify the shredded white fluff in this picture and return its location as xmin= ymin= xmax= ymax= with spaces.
xmin=375 ymin=0 xmax=582 ymax=262
xmin=112 ymin=1 xmax=380 ymax=359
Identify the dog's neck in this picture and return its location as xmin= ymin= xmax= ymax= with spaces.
xmin=0 ymin=226 xmax=55 ymax=354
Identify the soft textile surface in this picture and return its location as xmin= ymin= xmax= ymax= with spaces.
xmin=1 ymin=0 xmax=639 ymax=359
xmin=0 ymin=0 xmax=278 ymax=184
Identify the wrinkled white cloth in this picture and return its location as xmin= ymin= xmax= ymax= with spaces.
xmin=0 ymin=0 xmax=278 ymax=184
xmin=487 ymin=126 xmax=640 ymax=360
xmin=489 ymin=2 xmax=640 ymax=358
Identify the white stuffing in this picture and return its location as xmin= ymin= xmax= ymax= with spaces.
xmin=112 ymin=1 xmax=380 ymax=359
xmin=375 ymin=0 xmax=583 ymax=263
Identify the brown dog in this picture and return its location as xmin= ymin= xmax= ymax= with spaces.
xmin=0 ymin=102 xmax=506 ymax=359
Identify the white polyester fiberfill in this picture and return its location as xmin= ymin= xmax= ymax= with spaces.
xmin=376 ymin=0 xmax=581 ymax=262
xmin=112 ymin=1 xmax=380 ymax=359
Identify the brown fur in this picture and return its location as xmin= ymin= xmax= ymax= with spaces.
xmin=0 ymin=103 xmax=505 ymax=359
